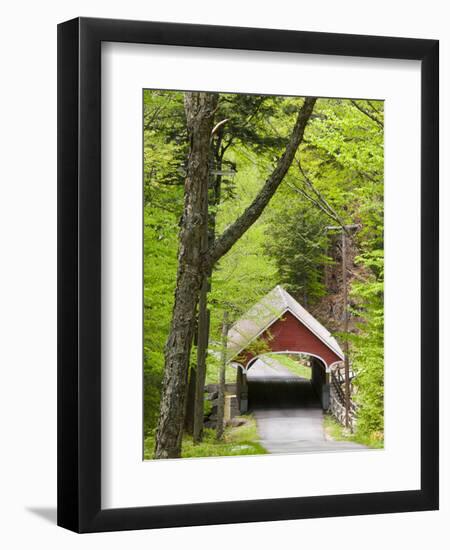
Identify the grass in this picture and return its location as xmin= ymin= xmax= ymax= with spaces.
xmin=203 ymin=352 xmax=312 ymax=387
xmin=266 ymin=353 xmax=311 ymax=379
xmin=323 ymin=413 xmax=384 ymax=449
xmin=144 ymin=415 xmax=267 ymax=459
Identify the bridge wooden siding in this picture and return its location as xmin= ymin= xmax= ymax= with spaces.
xmin=237 ymin=310 xmax=342 ymax=370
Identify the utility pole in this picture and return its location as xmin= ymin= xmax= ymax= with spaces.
xmin=325 ymin=224 xmax=359 ymax=430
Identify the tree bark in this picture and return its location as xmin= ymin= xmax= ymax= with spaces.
xmin=184 ymin=364 xmax=196 ymax=434
xmin=192 ymin=123 xmax=226 ymax=443
xmin=207 ymin=97 xmax=317 ymax=266
xmin=154 ymin=92 xmax=218 ymax=459
xmin=192 ymin=297 xmax=209 ymax=443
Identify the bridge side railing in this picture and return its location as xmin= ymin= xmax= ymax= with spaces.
xmin=329 ymin=365 xmax=357 ymax=430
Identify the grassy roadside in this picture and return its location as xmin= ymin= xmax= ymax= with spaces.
xmin=265 ymin=353 xmax=311 ymax=379
xmin=323 ymin=413 xmax=384 ymax=449
xmin=144 ymin=415 xmax=267 ymax=459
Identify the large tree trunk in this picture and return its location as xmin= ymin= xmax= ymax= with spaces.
xmin=154 ymin=92 xmax=218 ymax=459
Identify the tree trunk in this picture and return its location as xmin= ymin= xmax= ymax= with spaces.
xmin=184 ymin=364 xmax=196 ymax=434
xmin=192 ymin=298 xmax=210 ymax=442
xmin=154 ymin=92 xmax=218 ymax=459
xmin=216 ymin=310 xmax=229 ymax=440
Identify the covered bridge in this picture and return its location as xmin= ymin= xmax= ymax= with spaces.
xmin=227 ymin=285 xmax=344 ymax=412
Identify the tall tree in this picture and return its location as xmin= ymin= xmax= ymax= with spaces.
xmin=154 ymin=92 xmax=218 ymax=458
xmin=154 ymin=94 xmax=316 ymax=459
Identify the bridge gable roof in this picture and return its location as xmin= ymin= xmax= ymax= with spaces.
xmin=227 ymin=285 xmax=344 ymax=362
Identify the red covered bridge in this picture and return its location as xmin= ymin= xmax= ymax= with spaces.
xmin=227 ymin=286 xmax=344 ymax=412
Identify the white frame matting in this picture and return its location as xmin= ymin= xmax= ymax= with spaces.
xmin=101 ymin=42 xmax=421 ymax=509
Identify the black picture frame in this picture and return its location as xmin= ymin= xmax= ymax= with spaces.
xmin=57 ymin=16 xmax=439 ymax=533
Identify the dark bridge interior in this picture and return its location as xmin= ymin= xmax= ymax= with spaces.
xmin=248 ymin=376 xmax=321 ymax=411
xmin=245 ymin=355 xmax=329 ymax=412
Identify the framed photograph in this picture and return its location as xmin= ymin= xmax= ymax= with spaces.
xmin=57 ymin=17 xmax=439 ymax=533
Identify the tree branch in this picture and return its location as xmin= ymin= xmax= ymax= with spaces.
xmin=287 ymin=182 xmax=342 ymax=226
xmin=295 ymin=159 xmax=350 ymax=232
xmin=349 ymin=100 xmax=384 ymax=128
xmin=207 ymin=97 xmax=317 ymax=267
xmin=367 ymin=100 xmax=382 ymax=114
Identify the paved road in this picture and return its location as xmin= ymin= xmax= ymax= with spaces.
xmin=247 ymin=357 xmax=367 ymax=454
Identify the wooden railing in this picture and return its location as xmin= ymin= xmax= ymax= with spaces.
xmin=329 ymin=365 xmax=357 ymax=429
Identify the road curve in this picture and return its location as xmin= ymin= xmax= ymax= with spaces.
xmin=247 ymin=357 xmax=367 ymax=454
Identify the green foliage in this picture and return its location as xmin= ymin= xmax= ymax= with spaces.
xmin=323 ymin=413 xmax=384 ymax=449
xmin=264 ymin=195 xmax=331 ymax=305
xmin=301 ymin=98 xmax=384 ymax=442
xmin=303 ymin=98 xmax=384 ymax=251
xmin=143 ymin=416 xmax=267 ymax=459
xmin=208 ymin=146 xmax=279 ymax=343
xmin=143 ymin=204 xmax=179 ymax=435
xmin=244 ymin=336 xmax=273 ymax=357
xmin=204 ymin=355 xmax=237 ymax=386
xmin=143 ymin=90 xmax=186 ymax=212
xmin=142 ymin=90 xmax=384 ymax=448
xmin=349 ymin=251 xmax=384 ymax=440
xmin=180 ymin=420 xmax=267 ymax=458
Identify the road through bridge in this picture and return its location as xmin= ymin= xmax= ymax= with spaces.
xmin=247 ymin=356 xmax=365 ymax=454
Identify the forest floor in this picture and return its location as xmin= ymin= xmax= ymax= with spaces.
xmin=143 ymin=415 xmax=267 ymax=460
xmin=323 ymin=414 xmax=384 ymax=449
xmin=180 ymin=417 xmax=267 ymax=458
